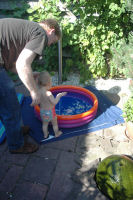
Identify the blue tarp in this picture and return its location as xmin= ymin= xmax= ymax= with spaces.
xmin=21 ymin=86 xmax=125 ymax=144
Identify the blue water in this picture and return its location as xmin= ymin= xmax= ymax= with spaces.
xmin=54 ymin=92 xmax=93 ymax=115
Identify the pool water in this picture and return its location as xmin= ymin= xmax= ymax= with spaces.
xmin=54 ymin=92 xmax=93 ymax=115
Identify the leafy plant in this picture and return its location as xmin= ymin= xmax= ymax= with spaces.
xmin=0 ymin=0 xmax=30 ymax=19
xmin=123 ymin=96 xmax=133 ymax=122
xmin=110 ymin=34 xmax=133 ymax=78
xmin=62 ymin=0 xmax=131 ymax=80
xmin=110 ymin=0 xmax=133 ymax=78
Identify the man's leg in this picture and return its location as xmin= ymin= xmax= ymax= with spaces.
xmin=0 ymin=68 xmax=24 ymax=150
xmin=0 ymin=68 xmax=38 ymax=153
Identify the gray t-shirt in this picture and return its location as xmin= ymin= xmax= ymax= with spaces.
xmin=0 ymin=18 xmax=48 ymax=70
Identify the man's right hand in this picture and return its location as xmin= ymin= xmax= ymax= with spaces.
xmin=30 ymin=91 xmax=41 ymax=106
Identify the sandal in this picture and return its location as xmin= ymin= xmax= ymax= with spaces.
xmin=10 ymin=142 xmax=39 ymax=154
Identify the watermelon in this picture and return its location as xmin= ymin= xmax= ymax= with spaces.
xmin=95 ymin=155 xmax=133 ymax=200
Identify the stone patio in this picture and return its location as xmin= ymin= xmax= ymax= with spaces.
xmin=0 ymin=77 xmax=133 ymax=200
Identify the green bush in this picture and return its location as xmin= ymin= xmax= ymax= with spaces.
xmin=61 ymin=0 xmax=129 ymax=80
xmin=110 ymin=0 xmax=133 ymax=79
xmin=0 ymin=0 xmax=30 ymax=19
xmin=110 ymin=34 xmax=133 ymax=78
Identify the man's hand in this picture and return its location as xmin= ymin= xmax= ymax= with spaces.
xmin=30 ymin=91 xmax=41 ymax=106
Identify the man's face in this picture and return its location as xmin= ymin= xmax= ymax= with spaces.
xmin=48 ymin=30 xmax=59 ymax=46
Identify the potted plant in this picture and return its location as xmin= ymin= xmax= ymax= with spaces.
xmin=123 ymin=96 xmax=133 ymax=140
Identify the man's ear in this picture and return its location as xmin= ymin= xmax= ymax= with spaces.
xmin=49 ymin=28 xmax=55 ymax=35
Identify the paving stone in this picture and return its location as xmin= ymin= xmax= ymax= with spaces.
xmin=74 ymin=149 xmax=100 ymax=167
xmin=0 ymin=165 xmax=23 ymax=193
xmin=72 ymin=167 xmax=97 ymax=188
xmin=2 ymin=150 xmax=30 ymax=166
xmin=13 ymin=181 xmax=48 ymax=200
xmin=109 ymin=139 xmax=120 ymax=149
xmin=22 ymin=156 xmax=56 ymax=185
xmin=83 ymin=145 xmax=132 ymax=164
xmin=44 ymin=136 xmax=78 ymax=152
xmin=0 ymin=190 xmax=10 ymax=200
xmin=76 ymin=131 xmax=103 ymax=153
xmin=97 ymin=137 xmax=113 ymax=153
xmin=46 ymin=151 xmax=78 ymax=200
xmin=64 ymin=182 xmax=84 ymax=200
xmin=55 ymin=151 xmax=78 ymax=173
xmin=116 ymin=141 xmax=133 ymax=155
xmin=75 ymin=159 xmax=100 ymax=174
xmin=94 ymin=130 xmax=105 ymax=137
xmin=47 ymin=171 xmax=75 ymax=200
xmin=75 ymin=184 xmax=108 ymax=200
xmin=34 ymin=145 xmax=60 ymax=159
xmin=0 ymin=158 xmax=10 ymax=182
xmin=79 ymin=147 xmax=111 ymax=165
xmin=67 ymin=159 xmax=108 ymax=200
xmin=103 ymin=124 xmax=129 ymax=142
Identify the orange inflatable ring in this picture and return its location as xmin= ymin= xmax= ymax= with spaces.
xmin=34 ymin=85 xmax=98 ymax=128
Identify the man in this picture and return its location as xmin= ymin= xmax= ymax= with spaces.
xmin=0 ymin=18 xmax=61 ymax=154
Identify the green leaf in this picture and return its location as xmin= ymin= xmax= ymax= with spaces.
xmin=101 ymin=35 xmax=106 ymax=40
xmin=119 ymin=32 xmax=123 ymax=37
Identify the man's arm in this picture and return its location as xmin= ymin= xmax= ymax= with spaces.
xmin=16 ymin=48 xmax=40 ymax=106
